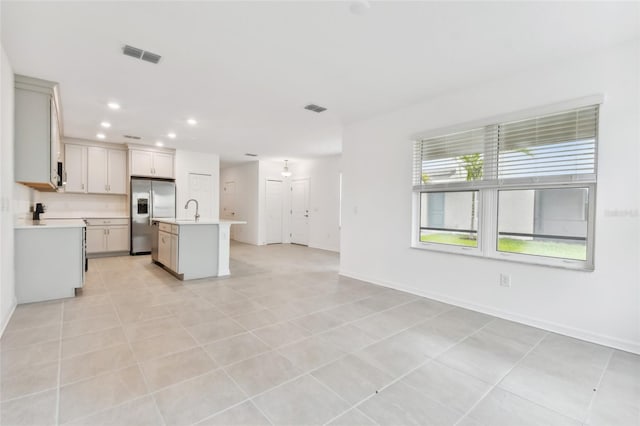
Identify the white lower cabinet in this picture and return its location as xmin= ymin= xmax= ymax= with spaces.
xmin=85 ymin=218 xmax=129 ymax=256
xmin=157 ymin=228 xmax=179 ymax=273
xmin=86 ymin=227 xmax=107 ymax=253
xmin=158 ymin=230 xmax=171 ymax=266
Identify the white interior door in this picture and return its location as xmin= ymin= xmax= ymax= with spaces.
xmin=290 ymin=178 xmax=309 ymax=246
xmin=188 ymin=173 xmax=213 ymax=218
xmin=265 ymin=179 xmax=283 ymax=244
xmin=221 ymin=181 xmax=236 ymax=239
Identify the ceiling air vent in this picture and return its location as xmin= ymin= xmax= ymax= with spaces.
xmin=141 ymin=51 xmax=161 ymax=64
xmin=123 ymin=135 xmax=142 ymax=140
xmin=245 ymin=153 xmax=258 ymax=157
xmin=122 ymin=45 xmax=162 ymax=64
xmin=304 ymin=104 xmax=327 ymax=113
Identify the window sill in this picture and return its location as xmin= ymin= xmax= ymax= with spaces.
xmin=411 ymin=242 xmax=594 ymax=272
xmin=411 ymin=242 xmax=483 ymax=257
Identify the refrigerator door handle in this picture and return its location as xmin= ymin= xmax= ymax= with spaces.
xmin=149 ymin=191 xmax=153 ymax=226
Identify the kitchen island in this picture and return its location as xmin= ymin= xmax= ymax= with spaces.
xmin=151 ymin=218 xmax=245 ymax=280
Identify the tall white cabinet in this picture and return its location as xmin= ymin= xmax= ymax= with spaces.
xmin=14 ymin=75 xmax=62 ymax=191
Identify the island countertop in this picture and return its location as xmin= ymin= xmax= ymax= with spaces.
xmin=153 ymin=218 xmax=246 ymax=225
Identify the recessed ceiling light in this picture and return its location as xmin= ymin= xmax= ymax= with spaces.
xmin=100 ymin=121 xmax=111 ymax=128
xmin=167 ymin=132 xmax=176 ymax=139
xmin=96 ymin=133 xmax=106 ymax=139
xmin=187 ymin=118 xmax=197 ymax=125
xmin=107 ymin=102 xmax=120 ymax=110
xmin=155 ymin=141 xmax=164 ymax=147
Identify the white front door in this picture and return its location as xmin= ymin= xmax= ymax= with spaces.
xmin=265 ymin=179 xmax=283 ymax=244
xmin=290 ymin=178 xmax=309 ymax=246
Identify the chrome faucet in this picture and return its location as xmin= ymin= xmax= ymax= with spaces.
xmin=185 ymin=199 xmax=200 ymax=222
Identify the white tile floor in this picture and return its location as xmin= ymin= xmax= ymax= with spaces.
xmin=1 ymin=242 xmax=638 ymax=425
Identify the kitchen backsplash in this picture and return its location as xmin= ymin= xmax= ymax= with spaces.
xmin=34 ymin=192 xmax=128 ymax=218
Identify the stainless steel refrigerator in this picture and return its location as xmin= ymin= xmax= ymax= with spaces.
xmin=130 ymin=178 xmax=176 ymax=254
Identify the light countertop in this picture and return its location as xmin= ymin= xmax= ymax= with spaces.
xmin=15 ymin=219 xmax=87 ymax=229
xmin=154 ymin=218 xmax=246 ymax=226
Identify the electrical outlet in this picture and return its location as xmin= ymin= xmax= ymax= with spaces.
xmin=500 ymin=273 xmax=511 ymax=287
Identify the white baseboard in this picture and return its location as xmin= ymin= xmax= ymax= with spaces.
xmin=0 ymin=297 xmax=17 ymax=338
xmin=340 ymin=269 xmax=640 ymax=355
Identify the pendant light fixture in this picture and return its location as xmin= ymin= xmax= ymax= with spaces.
xmin=281 ymin=160 xmax=292 ymax=177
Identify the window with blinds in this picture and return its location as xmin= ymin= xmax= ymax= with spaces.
xmin=413 ymin=102 xmax=599 ymax=269
xmin=413 ymin=105 xmax=599 ymax=190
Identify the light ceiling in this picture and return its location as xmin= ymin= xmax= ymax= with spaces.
xmin=2 ymin=1 xmax=638 ymax=164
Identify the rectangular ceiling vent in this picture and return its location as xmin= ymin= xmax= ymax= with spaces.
xmin=123 ymin=134 xmax=142 ymax=140
xmin=244 ymin=153 xmax=258 ymax=157
xmin=122 ymin=45 xmax=162 ymax=64
xmin=304 ymin=104 xmax=327 ymax=113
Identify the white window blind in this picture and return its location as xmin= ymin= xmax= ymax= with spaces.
xmin=413 ymin=126 xmax=498 ymax=190
xmin=413 ymin=104 xmax=599 ymax=190
xmin=497 ymin=105 xmax=598 ymax=185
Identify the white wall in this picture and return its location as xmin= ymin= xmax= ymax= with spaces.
xmin=257 ymin=156 xmax=341 ymax=252
xmin=175 ymin=150 xmax=220 ymax=221
xmin=341 ymin=40 xmax=640 ymax=353
xmin=219 ymin=162 xmax=259 ymax=245
xmin=35 ymin=192 xmax=127 ymax=218
xmin=0 ymin=47 xmax=36 ymax=335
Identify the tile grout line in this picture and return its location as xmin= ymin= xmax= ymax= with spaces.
xmin=54 ymin=299 xmax=64 ymax=426
xmin=324 ymin=314 xmax=502 ymax=426
xmin=452 ymin=330 xmax=549 ymax=426
xmin=156 ymin=289 xmax=278 ymax=426
xmin=107 ymin=281 xmax=168 ymax=426
xmin=583 ymin=348 xmax=614 ymax=425
xmin=183 ymin=296 xmax=482 ymax=425
xmin=169 ymin=302 xmax=279 ymax=426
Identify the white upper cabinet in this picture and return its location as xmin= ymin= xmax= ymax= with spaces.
xmin=153 ymin=152 xmax=174 ymax=178
xmin=64 ymin=144 xmax=87 ymax=193
xmin=87 ymin=146 xmax=108 ymax=193
xmin=107 ymin=149 xmax=127 ymax=194
xmin=130 ymin=150 xmax=153 ymax=177
xmin=86 ymin=146 xmax=127 ymax=195
xmin=130 ymin=149 xmax=174 ymax=179
xmin=14 ymin=75 xmax=62 ymax=191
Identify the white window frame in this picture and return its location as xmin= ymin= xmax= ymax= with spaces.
xmin=413 ymin=189 xmax=484 ymax=256
xmin=411 ymin=96 xmax=602 ymax=271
